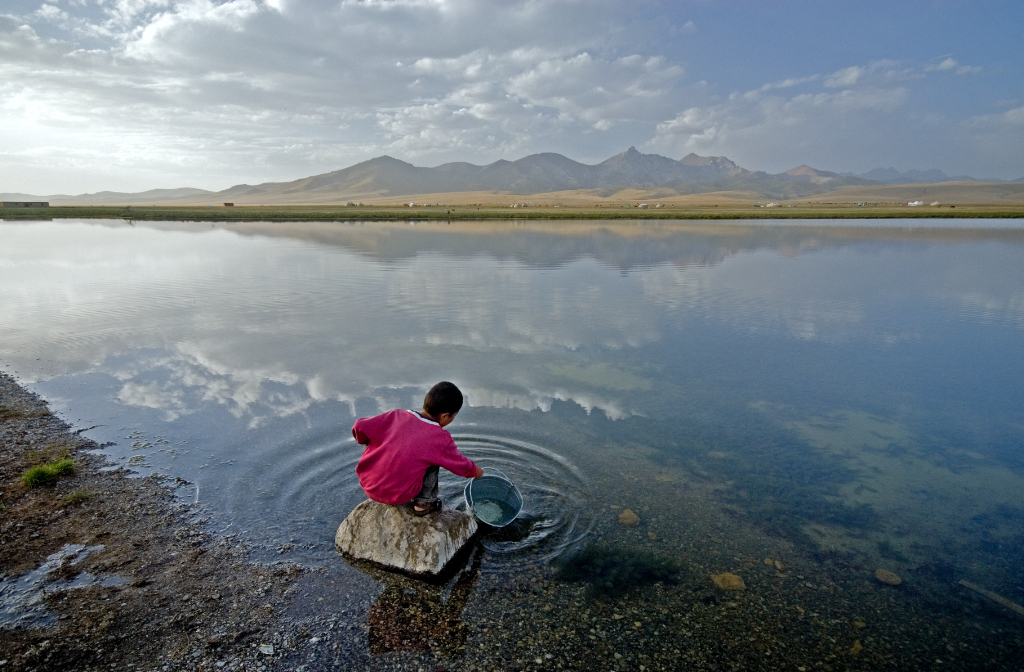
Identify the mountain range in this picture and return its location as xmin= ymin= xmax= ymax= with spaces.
xmin=844 ymin=167 xmax=981 ymax=183
xmin=4 ymin=148 xmax=1019 ymax=205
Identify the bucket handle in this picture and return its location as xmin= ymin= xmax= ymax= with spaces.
xmin=479 ymin=466 xmax=516 ymax=486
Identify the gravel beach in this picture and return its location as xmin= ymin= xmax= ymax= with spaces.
xmin=0 ymin=373 xmax=301 ymax=671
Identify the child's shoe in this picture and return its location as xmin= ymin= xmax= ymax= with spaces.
xmin=411 ymin=499 xmax=442 ymax=517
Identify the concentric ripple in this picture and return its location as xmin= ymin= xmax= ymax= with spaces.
xmin=446 ymin=433 xmax=595 ymax=569
xmin=223 ymin=425 xmax=593 ymax=569
xmin=222 ymin=424 xmax=368 ymax=562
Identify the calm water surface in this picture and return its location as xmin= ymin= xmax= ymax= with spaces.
xmin=2 ymin=219 xmax=1024 ymax=669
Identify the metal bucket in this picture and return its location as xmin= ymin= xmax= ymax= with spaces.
xmin=464 ymin=469 xmax=523 ymax=527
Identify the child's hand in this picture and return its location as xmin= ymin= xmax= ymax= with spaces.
xmin=474 ymin=465 xmax=484 ymax=479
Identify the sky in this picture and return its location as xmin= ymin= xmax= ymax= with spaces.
xmin=1 ymin=0 xmax=1022 ymax=194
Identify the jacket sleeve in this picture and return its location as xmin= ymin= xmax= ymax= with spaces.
xmin=351 ymin=415 xmax=378 ymax=445
xmin=435 ymin=435 xmax=478 ymax=479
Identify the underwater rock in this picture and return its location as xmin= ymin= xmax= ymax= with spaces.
xmin=618 ymin=509 xmax=640 ymax=525
xmin=711 ymin=572 xmax=746 ymax=591
xmin=874 ymin=569 xmax=902 ymax=586
xmin=851 ymin=639 xmax=863 ymax=655
xmin=335 ymin=500 xmax=477 ymax=575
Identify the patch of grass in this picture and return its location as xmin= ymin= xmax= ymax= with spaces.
xmin=22 ymin=458 xmax=76 ymax=487
xmin=555 ymin=544 xmax=681 ymax=598
xmin=61 ymin=489 xmax=94 ymax=505
xmin=0 ymin=404 xmax=47 ymax=422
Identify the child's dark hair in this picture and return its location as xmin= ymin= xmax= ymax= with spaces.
xmin=424 ymin=381 xmax=463 ymax=417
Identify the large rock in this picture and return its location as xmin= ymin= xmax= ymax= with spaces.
xmin=335 ymin=500 xmax=478 ymax=575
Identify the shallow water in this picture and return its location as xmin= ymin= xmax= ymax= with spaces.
xmin=3 ymin=218 xmax=1024 ymax=668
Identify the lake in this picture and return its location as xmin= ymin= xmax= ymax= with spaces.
xmin=3 ymin=218 xmax=1024 ymax=670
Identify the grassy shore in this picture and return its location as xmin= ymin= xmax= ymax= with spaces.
xmin=3 ymin=203 xmax=1024 ymax=222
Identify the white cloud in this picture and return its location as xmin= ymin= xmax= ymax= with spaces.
xmin=649 ymin=82 xmax=911 ymax=171
xmin=824 ymin=66 xmax=864 ymax=88
xmin=0 ymin=0 xmax=699 ymax=191
xmin=760 ymin=75 xmax=818 ymax=92
xmin=645 ymin=56 xmax=1017 ymax=176
xmin=0 ymin=2 xmax=1019 ymax=190
xmin=35 ymin=4 xmax=70 ymax=21
xmin=925 ymin=57 xmax=981 ymax=75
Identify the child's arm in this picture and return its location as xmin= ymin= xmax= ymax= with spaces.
xmin=474 ymin=465 xmax=484 ymax=479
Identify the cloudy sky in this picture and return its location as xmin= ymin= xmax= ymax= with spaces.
xmin=1 ymin=0 xmax=1022 ymax=194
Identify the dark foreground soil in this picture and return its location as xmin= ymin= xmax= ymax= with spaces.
xmin=0 ymin=373 xmax=301 ymax=671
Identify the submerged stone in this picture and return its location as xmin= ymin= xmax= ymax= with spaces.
xmin=335 ymin=500 xmax=477 ymax=575
xmin=874 ymin=568 xmax=902 ymax=586
xmin=711 ymin=572 xmax=746 ymax=591
xmin=618 ymin=508 xmax=640 ymax=525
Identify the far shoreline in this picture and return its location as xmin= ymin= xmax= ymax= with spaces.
xmin=3 ymin=203 xmax=1024 ymax=222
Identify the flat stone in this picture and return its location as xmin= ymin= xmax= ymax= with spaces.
xmin=710 ymin=572 xmax=746 ymax=591
xmin=335 ymin=500 xmax=477 ymax=575
xmin=618 ymin=509 xmax=640 ymax=525
xmin=874 ymin=568 xmax=902 ymax=586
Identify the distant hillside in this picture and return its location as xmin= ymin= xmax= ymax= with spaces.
xmin=214 ymin=147 xmax=755 ymax=201
xmin=849 ymin=167 xmax=978 ymax=184
xmin=8 ymin=149 xmax=1011 ymax=205
xmin=1 ymin=188 xmax=212 ymax=205
xmin=202 ymin=148 xmax=879 ymax=203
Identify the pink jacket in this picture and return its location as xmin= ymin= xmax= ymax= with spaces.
xmin=352 ymin=409 xmax=478 ymax=505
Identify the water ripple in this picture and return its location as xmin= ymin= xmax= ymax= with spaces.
xmin=449 ymin=433 xmax=595 ymax=570
xmin=223 ymin=426 xmax=593 ymax=570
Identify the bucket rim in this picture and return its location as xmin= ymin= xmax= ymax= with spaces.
xmin=464 ymin=472 xmax=523 ymax=527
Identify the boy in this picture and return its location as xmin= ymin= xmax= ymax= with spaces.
xmin=352 ymin=381 xmax=483 ymax=516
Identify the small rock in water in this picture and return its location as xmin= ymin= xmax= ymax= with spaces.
xmin=874 ymin=568 xmax=902 ymax=586
xmin=851 ymin=639 xmax=863 ymax=655
xmin=259 ymin=644 xmax=274 ymax=655
xmin=711 ymin=573 xmax=746 ymax=591
xmin=618 ymin=509 xmax=640 ymax=525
